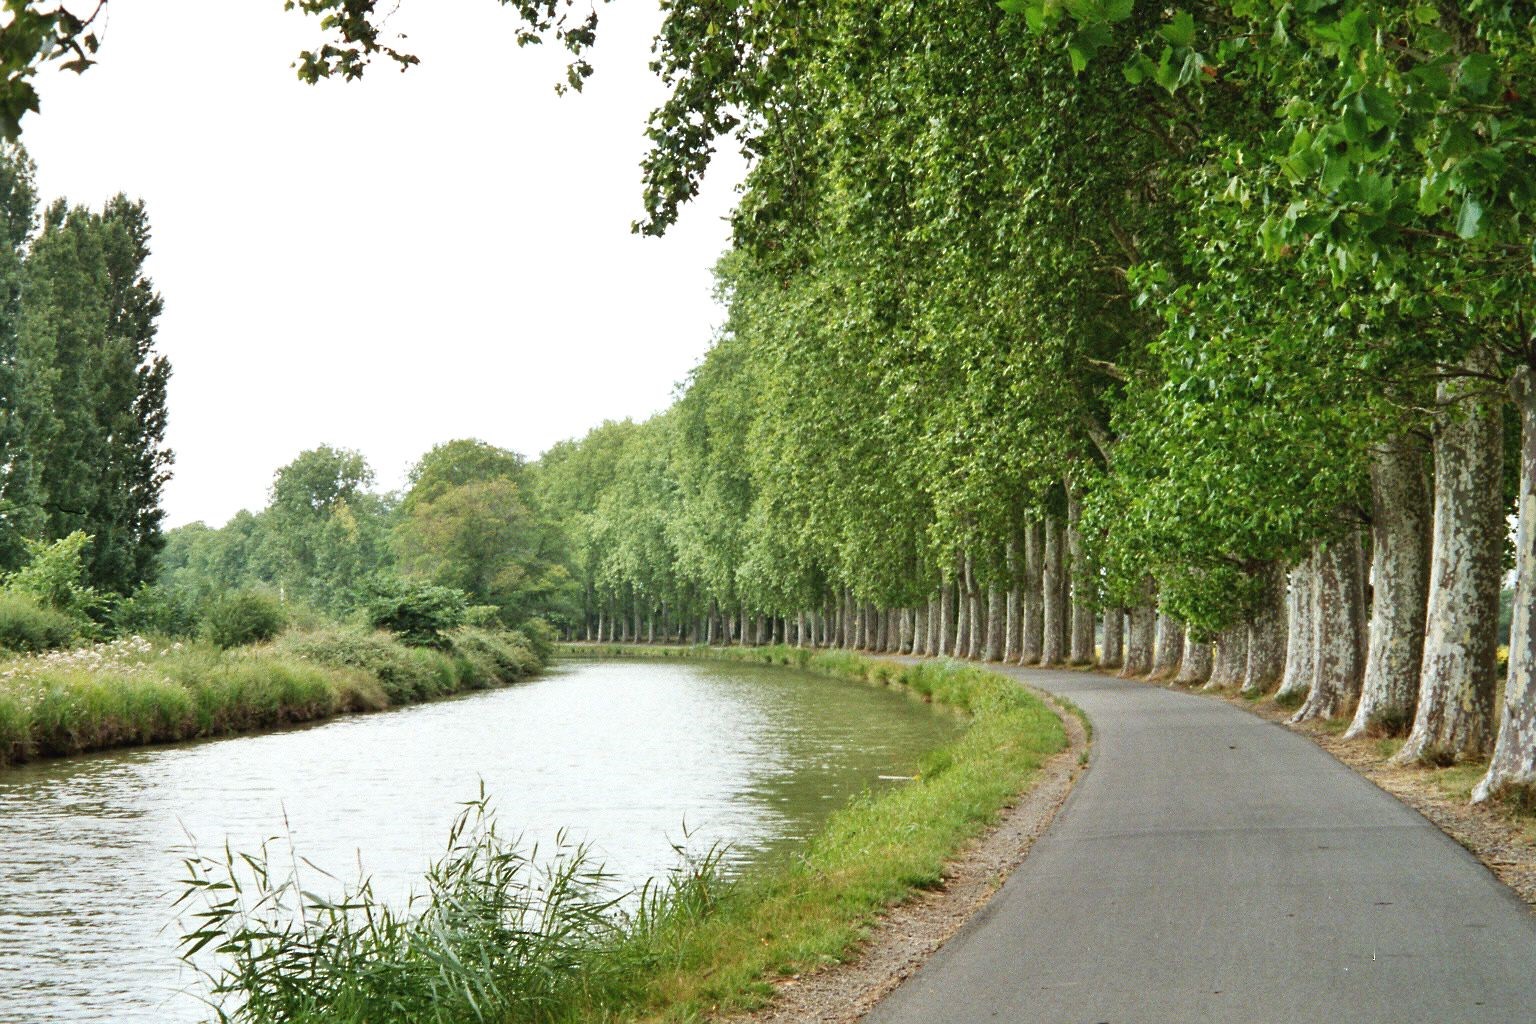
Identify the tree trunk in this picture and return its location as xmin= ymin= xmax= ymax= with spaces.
xmin=1020 ymin=520 xmax=1045 ymax=664
xmin=1347 ymin=437 xmax=1432 ymax=739
xmin=954 ymin=564 xmax=971 ymax=658
xmin=939 ymin=577 xmax=956 ymax=656
xmin=927 ymin=592 xmax=940 ymax=656
xmin=1123 ymin=602 xmax=1156 ymax=677
xmin=1101 ymin=607 xmax=1124 ymax=669
xmin=1175 ymin=630 xmax=1214 ymax=686
xmin=969 ymin=583 xmax=984 ymax=660
xmin=1242 ymin=563 xmax=1288 ymax=696
xmin=1477 ymin=368 xmax=1536 ymax=801
xmin=1207 ymin=626 xmax=1247 ymax=689
xmin=1293 ymin=530 xmax=1367 ymax=722
xmin=1396 ymin=357 xmax=1504 ymax=764
xmin=1150 ymin=611 xmax=1185 ymax=680
xmin=985 ymin=585 xmax=1004 ymax=661
xmin=1042 ymin=517 xmax=1066 ymax=665
xmin=1067 ymin=485 xmax=1095 ymax=664
xmin=1276 ymin=553 xmax=1316 ymax=702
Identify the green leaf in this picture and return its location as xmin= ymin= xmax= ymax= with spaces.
xmin=1459 ymin=53 xmax=1496 ymax=98
xmin=1161 ymin=11 xmax=1196 ymax=48
xmin=1455 ymin=195 xmax=1484 ymax=239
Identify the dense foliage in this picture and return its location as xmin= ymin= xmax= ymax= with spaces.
xmin=513 ymin=1 xmax=1536 ymax=810
xmin=0 ymin=145 xmax=171 ymax=598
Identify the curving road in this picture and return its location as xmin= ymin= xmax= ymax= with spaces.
xmin=865 ymin=665 xmax=1536 ymax=1024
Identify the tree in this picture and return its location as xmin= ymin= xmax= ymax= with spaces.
xmin=18 ymin=195 xmax=172 ymax=594
xmin=393 ymin=476 xmax=567 ymax=625
xmin=264 ymin=445 xmax=390 ymax=612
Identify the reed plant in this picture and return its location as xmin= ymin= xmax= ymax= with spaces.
xmin=177 ymin=790 xmax=727 ymax=1024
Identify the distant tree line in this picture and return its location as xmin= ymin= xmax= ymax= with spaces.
xmin=156 ymin=439 xmax=575 ymax=632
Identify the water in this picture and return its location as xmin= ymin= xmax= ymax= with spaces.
xmin=0 ymin=657 xmax=960 ymax=1023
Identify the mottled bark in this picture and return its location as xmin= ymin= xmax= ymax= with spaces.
xmin=1397 ymin=358 xmax=1504 ymax=763
xmin=969 ymin=586 xmax=985 ymax=660
xmin=1242 ymin=563 xmax=1288 ymax=696
xmin=1101 ymin=608 xmax=1124 ymax=669
xmin=1175 ymin=630 xmax=1214 ymax=686
xmin=927 ymin=592 xmax=940 ymax=656
xmin=1067 ymin=486 xmax=1095 ymax=664
xmin=1477 ymin=369 xmax=1536 ymax=801
xmin=1293 ymin=531 xmax=1367 ymax=722
xmin=964 ymin=552 xmax=982 ymax=659
xmin=1347 ymin=437 xmax=1431 ymax=739
xmin=1150 ymin=612 xmax=1185 ymax=680
xmin=1004 ymin=536 xmax=1020 ymax=663
xmin=983 ymin=585 xmax=1003 ymax=661
xmin=955 ymin=564 xmax=972 ymax=659
xmin=1042 ymin=517 xmax=1066 ymax=665
xmin=939 ymin=577 xmax=956 ymax=657
xmin=1123 ymin=602 xmax=1156 ymax=677
xmin=1276 ymin=553 xmax=1316 ymax=702
xmin=1020 ymin=520 xmax=1045 ymax=664
xmin=1207 ymin=626 xmax=1247 ymax=690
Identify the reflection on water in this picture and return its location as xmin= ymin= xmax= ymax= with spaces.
xmin=0 ymin=657 xmax=960 ymax=1023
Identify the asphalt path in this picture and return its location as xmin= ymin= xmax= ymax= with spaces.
xmin=864 ymin=664 xmax=1536 ymax=1024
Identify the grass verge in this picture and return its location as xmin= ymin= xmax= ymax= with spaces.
xmin=0 ymin=626 xmax=542 ymax=768
xmin=182 ymin=643 xmax=1069 ymax=1024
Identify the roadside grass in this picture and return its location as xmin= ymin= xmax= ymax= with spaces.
xmin=0 ymin=626 xmax=541 ymax=767
xmin=183 ymin=644 xmax=1069 ymax=1024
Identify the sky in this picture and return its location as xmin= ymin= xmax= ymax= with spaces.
xmin=23 ymin=0 xmax=746 ymax=527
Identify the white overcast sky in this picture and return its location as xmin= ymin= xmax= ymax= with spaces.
xmin=24 ymin=0 xmax=744 ymax=527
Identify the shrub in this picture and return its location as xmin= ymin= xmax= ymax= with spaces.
xmin=275 ymin=626 xmax=451 ymax=703
xmin=202 ymin=590 xmax=289 ymax=649
xmin=365 ymin=579 xmax=468 ymax=648
xmin=0 ymin=592 xmax=79 ymax=652
xmin=448 ymin=627 xmax=540 ymax=683
xmin=111 ymin=585 xmax=199 ymax=638
xmin=508 ymin=618 xmax=556 ymax=664
xmin=4 ymin=531 xmax=106 ymax=622
xmin=464 ymin=604 xmax=502 ymax=627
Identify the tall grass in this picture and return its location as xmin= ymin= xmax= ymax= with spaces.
xmin=0 ymin=627 xmax=542 ymax=768
xmin=181 ymin=646 xmax=1068 ymax=1023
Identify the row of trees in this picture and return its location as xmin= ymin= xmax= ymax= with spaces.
xmin=0 ymin=144 xmax=170 ymax=598
xmin=525 ymin=2 xmax=1536 ymax=807
xmin=159 ymin=440 xmax=572 ymax=628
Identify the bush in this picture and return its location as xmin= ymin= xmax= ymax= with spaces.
xmin=508 ymin=618 xmax=556 ymax=664
xmin=448 ymin=627 xmax=540 ymax=685
xmin=0 ymin=592 xmax=79 ymax=652
xmin=111 ymin=585 xmax=199 ymax=638
xmin=365 ymin=579 xmax=468 ymax=648
xmin=275 ymin=626 xmax=455 ymax=703
xmin=464 ymin=604 xmax=502 ymax=627
xmin=202 ymin=590 xmax=289 ymax=649
xmin=4 ymin=531 xmax=106 ymax=622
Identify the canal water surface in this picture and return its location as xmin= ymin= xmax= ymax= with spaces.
xmin=0 ymin=656 xmax=961 ymax=1022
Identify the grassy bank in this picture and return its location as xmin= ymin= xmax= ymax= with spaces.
xmin=0 ymin=625 xmax=543 ymax=767
xmin=182 ymin=644 xmax=1069 ymax=1023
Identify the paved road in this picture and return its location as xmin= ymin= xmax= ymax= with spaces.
xmin=865 ymin=665 xmax=1536 ymax=1024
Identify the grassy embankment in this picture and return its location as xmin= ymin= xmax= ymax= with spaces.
xmin=182 ymin=644 xmax=1069 ymax=1024
xmin=0 ymin=625 xmax=544 ymax=767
